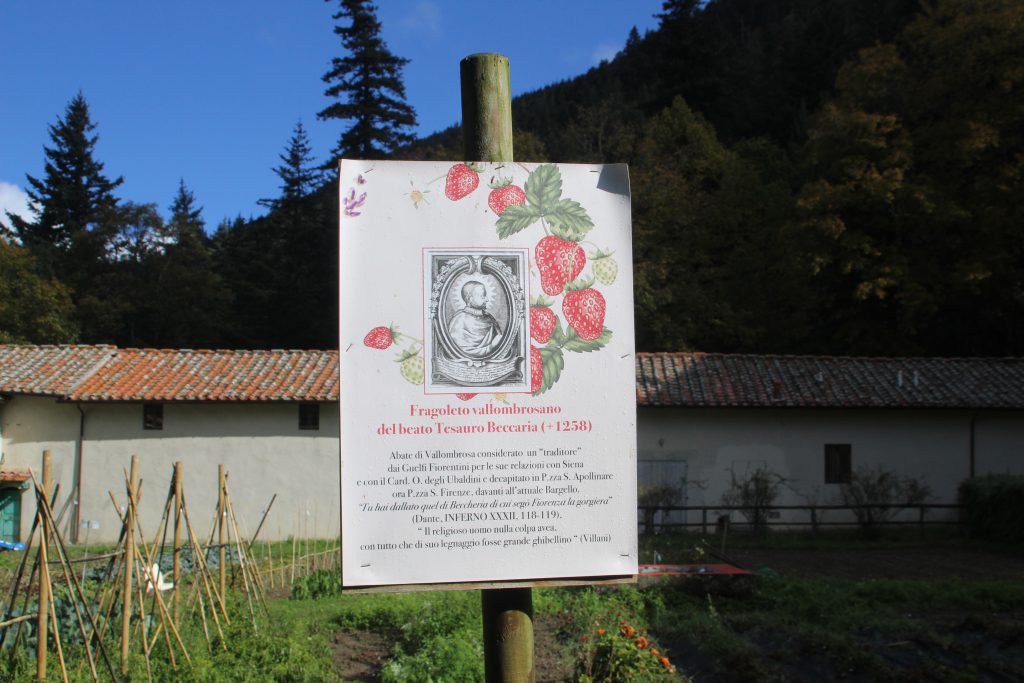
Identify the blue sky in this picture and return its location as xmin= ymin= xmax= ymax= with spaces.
xmin=0 ymin=1 xmax=665 ymax=231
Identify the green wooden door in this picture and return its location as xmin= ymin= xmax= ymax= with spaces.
xmin=0 ymin=487 xmax=20 ymax=544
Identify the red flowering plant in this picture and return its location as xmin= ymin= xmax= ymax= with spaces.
xmin=575 ymin=619 xmax=686 ymax=682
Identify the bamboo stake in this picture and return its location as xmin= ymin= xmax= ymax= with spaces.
xmin=45 ymin=572 xmax=68 ymax=683
xmin=226 ymin=493 xmax=268 ymax=617
xmin=131 ymin=556 xmax=154 ymax=683
xmin=122 ymin=471 xmax=191 ymax=668
xmin=173 ymin=462 xmax=183 ymax=624
xmin=290 ymin=513 xmax=297 ymax=583
xmin=225 ymin=500 xmax=258 ymax=632
xmin=37 ymin=450 xmax=52 ymax=682
xmin=180 ymin=494 xmax=230 ymax=632
xmin=42 ymin=501 xmax=100 ymax=682
xmin=196 ymin=590 xmax=213 ymax=654
xmin=35 ymin=479 xmax=117 ymax=683
xmin=121 ymin=455 xmax=138 ymax=676
xmin=218 ymin=465 xmax=226 ymax=600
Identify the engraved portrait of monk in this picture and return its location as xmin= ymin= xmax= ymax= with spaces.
xmin=447 ymin=280 xmax=503 ymax=357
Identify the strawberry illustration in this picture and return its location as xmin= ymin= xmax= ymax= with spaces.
xmin=363 ymin=325 xmax=397 ymax=349
xmin=562 ymin=277 xmax=606 ymax=341
xmin=591 ymin=249 xmax=618 ymax=286
xmin=395 ymin=346 xmax=424 ymax=385
xmin=530 ymin=296 xmax=557 ymax=344
xmin=535 ymin=236 xmax=586 ymax=296
xmin=487 ymin=177 xmax=526 ymax=215
xmin=445 ymin=163 xmax=480 ymax=201
xmin=530 ymin=346 xmax=543 ymax=394
xmin=456 ymin=393 xmax=477 ymax=401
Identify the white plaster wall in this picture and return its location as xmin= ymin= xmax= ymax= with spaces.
xmin=0 ymin=397 xmax=83 ymax=540
xmin=636 ymin=407 xmax=1024 ymax=527
xmin=1 ymin=398 xmax=340 ymax=543
xmin=974 ymin=411 xmax=1024 ymax=476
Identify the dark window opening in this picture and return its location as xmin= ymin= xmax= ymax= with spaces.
xmin=143 ymin=403 xmax=164 ymax=430
xmin=824 ymin=444 xmax=852 ymax=484
xmin=299 ymin=403 xmax=320 ymax=430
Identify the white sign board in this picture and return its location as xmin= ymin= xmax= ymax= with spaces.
xmin=339 ymin=160 xmax=637 ymax=587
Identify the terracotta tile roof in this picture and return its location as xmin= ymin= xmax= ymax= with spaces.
xmin=0 ymin=345 xmax=116 ymax=396
xmin=3 ymin=346 xmax=1022 ymax=408
xmin=636 ymin=353 xmax=1024 ymax=409
xmin=0 ymin=469 xmax=31 ymax=483
xmin=68 ymin=348 xmax=338 ymax=402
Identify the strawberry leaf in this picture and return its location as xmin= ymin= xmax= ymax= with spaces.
xmin=563 ymin=327 xmax=613 ymax=353
xmin=525 ymin=164 xmax=562 ymax=212
xmin=546 ymin=199 xmax=594 ymax=241
xmin=548 ymin=320 xmax=568 ymax=348
xmin=496 ymin=203 xmax=542 ymax=238
xmin=536 ymin=346 xmax=564 ymax=395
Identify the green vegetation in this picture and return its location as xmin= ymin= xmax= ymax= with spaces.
xmin=959 ymin=475 xmax=1024 ymax=544
xmin=4 ymin=531 xmax=1024 ymax=681
xmin=4 ymin=0 xmax=1021 ymax=355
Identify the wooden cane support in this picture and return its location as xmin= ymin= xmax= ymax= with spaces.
xmin=218 ymin=465 xmax=227 ymax=599
xmin=120 ymin=455 xmax=138 ymax=675
xmin=173 ymin=461 xmax=183 ymax=626
xmin=37 ymin=450 xmax=53 ymax=682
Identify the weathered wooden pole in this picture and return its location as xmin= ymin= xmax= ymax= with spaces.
xmin=461 ymin=52 xmax=535 ymax=683
xmin=173 ymin=461 xmax=183 ymax=625
xmin=461 ymin=53 xmax=514 ymax=162
xmin=121 ymin=454 xmax=138 ymax=675
xmin=36 ymin=450 xmax=52 ymax=682
xmin=218 ymin=465 xmax=226 ymax=599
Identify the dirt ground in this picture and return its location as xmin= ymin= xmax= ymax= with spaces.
xmin=725 ymin=543 xmax=1024 ymax=581
xmin=329 ymin=543 xmax=1024 ymax=682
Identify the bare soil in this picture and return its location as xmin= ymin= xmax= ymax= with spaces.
xmin=330 ymin=613 xmax=573 ymax=682
xmin=329 ymin=544 xmax=1024 ymax=682
xmin=725 ymin=542 xmax=1024 ymax=580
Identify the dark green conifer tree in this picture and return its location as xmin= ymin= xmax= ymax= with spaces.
xmin=9 ymin=92 xmax=123 ymax=277
xmin=259 ymin=121 xmax=322 ymax=209
xmin=318 ymin=0 xmax=417 ymax=162
xmin=151 ymin=180 xmax=229 ymax=347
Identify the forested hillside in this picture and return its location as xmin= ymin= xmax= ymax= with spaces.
xmin=4 ymin=0 xmax=1021 ymax=357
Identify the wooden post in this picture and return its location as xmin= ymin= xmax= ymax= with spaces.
xmin=218 ymin=465 xmax=226 ymax=599
xmin=461 ymin=52 xmax=534 ymax=683
xmin=121 ymin=454 xmax=138 ymax=675
xmin=173 ymin=461 xmax=183 ymax=625
xmin=461 ymin=53 xmax=513 ymax=163
xmin=37 ymin=450 xmax=52 ymax=682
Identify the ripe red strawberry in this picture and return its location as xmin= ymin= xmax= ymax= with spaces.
xmin=530 ymin=346 xmax=543 ymax=394
xmin=535 ymin=236 xmax=586 ymax=296
xmin=530 ymin=304 xmax=557 ymax=344
xmin=445 ymin=163 xmax=480 ymax=200
xmin=363 ymin=325 xmax=396 ymax=349
xmin=456 ymin=393 xmax=477 ymax=401
xmin=488 ymin=177 xmax=526 ymax=214
xmin=562 ymin=281 xmax=606 ymax=341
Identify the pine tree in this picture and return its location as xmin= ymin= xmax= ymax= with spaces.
xmin=258 ymin=121 xmax=322 ymax=209
xmin=9 ymin=92 xmax=123 ymax=276
xmin=153 ymin=180 xmax=229 ymax=347
xmin=318 ymin=0 xmax=417 ymax=162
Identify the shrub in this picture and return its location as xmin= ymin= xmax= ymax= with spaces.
xmin=638 ymin=484 xmax=682 ymax=535
xmin=720 ymin=465 xmax=785 ymax=535
xmin=576 ymin=620 xmax=686 ymax=683
xmin=839 ymin=465 xmax=932 ymax=537
xmin=958 ymin=474 xmax=1024 ymax=543
xmin=290 ymin=569 xmax=342 ymax=600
